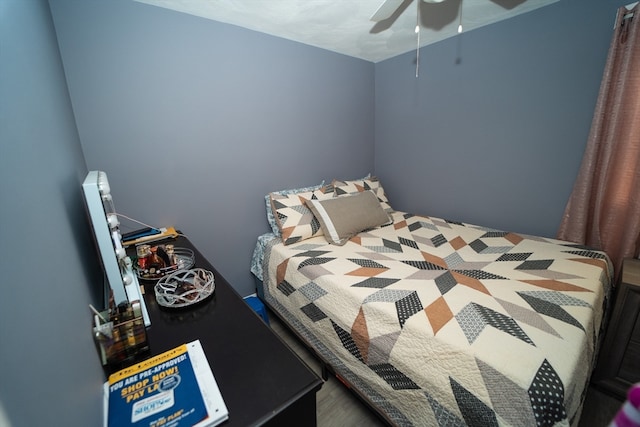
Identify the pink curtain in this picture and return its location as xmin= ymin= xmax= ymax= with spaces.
xmin=557 ymin=3 xmax=640 ymax=281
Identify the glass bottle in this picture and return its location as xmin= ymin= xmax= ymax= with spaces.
xmin=147 ymin=246 xmax=166 ymax=275
xmin=136 ymin=244 xmax=151 ymax=270
xmin=165 ymin=244 xmax=177 ymax=267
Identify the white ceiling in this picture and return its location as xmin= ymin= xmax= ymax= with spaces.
xmin=134 ymin=0 xmax=560 ymax=63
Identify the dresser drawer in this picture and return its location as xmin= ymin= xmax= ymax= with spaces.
xmin=619 ymin=315 xmax=640 ymax=383
xmin=593 ymin=259 xmax=640 ymax=399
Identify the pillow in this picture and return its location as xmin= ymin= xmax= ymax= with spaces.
xmin=332 ymin=176 xmax=393 ymax=212
xmin=306 ymin=190 xmax=392 ymax=245
xmin=270 ymin=186 xmax=334 ymax=245
xmin=265 ymin=181 xmax=324 ymax=236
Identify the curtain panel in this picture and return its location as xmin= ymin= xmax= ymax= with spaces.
xmin=557 ymin=3 xmax=640 ymax=281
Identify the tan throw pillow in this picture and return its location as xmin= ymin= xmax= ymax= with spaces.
xmin=306 ymin=191 xmax=392 ymax=245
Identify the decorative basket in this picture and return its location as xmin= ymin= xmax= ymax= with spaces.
xmin=154 ymin=268 xmax=215 ymax=308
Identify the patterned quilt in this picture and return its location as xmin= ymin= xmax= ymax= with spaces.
xmin=260 ymin=211 xmax=612 ymax=427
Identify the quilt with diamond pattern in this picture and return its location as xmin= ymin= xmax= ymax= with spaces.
xmin=261 ymin=210 xmax=612 ymax=427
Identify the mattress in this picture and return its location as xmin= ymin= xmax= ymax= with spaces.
xmin=256 ymin=210 xmax=612 ymax=426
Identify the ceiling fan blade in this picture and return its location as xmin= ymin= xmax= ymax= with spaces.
xmin=370 ymin=0 xmax=406 ymax=21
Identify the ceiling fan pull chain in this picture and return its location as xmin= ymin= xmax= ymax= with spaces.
xmin=415 ymin=0 xmax=421 ymax=78
xmin=458 ymin=0 xmax=464 ymax=33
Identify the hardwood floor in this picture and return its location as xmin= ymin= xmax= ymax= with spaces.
xmin=267 ymin=311 xmax=623 ymax=427
xmin=269 ymin=314 xmax=386 ymax=427
xmin=579 ymin=386 xmax=622 ymax=427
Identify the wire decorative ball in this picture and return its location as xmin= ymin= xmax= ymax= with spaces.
xmin=154 ymin=268 xmax=215 ymax=308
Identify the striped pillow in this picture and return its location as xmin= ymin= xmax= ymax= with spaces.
xmin=306 ymin=191 xmax=392 ymax=245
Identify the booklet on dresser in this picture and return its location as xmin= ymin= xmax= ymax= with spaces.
xmin=103 ymin=340 xmax=229 ymax=427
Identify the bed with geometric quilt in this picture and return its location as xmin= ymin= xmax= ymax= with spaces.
xmin=251 ymin=176 xmax=613 ymax=427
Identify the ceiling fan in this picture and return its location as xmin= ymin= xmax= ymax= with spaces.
xmin=371 ymin=0 xmax=447 ymax=22
xmin=371 ymin=0 xmax=521 ymax=22
xmin=371 ymin=0 xmax=463 ymax=77
xmin=370 ymin=0 xmax=522 ymax=76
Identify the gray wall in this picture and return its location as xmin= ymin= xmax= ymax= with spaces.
xmin=49 ymin=0 xmax=375 ymax=297
xmin=0 ymin=0 xmax=630 ymax=425
xmin=374 ymin=0 xmax=630 ymax=238
xmin=0 ymin=1 xmax=105 ymax=426
xmin=46 ymin=0 xmax=630 ymax=297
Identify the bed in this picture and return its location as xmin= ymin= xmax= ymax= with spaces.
xmin=251 ymin=176 xmax=613 ymax=427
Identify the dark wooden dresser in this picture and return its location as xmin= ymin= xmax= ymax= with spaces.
xmin=133 ymin=235 xmax=323 ymax=426
xmin=593 ymin=258 xmax=640 ymax=399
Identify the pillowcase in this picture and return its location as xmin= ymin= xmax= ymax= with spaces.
xmin=270 ymin=186 xmax=334 ymax=245
xmin=265 ymin=181 xmax=324 ymax=236
xmin=306 ymin=190 xmax=392 ymax=246
xmin=332 ymin=176 xmax=393 ymax=212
